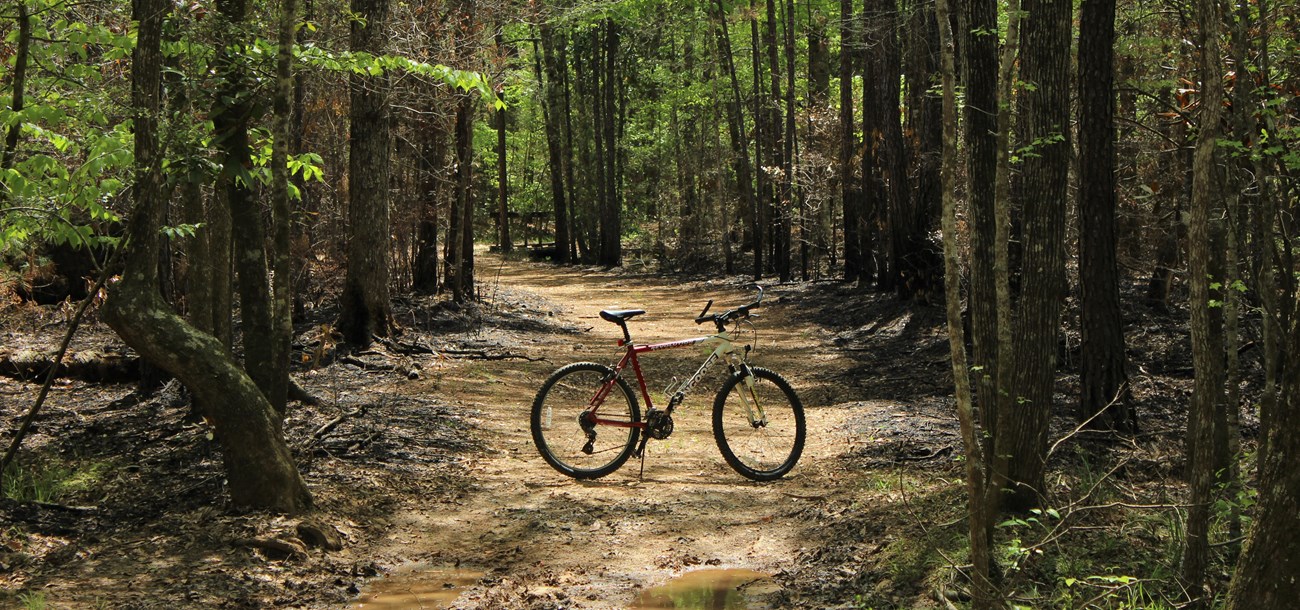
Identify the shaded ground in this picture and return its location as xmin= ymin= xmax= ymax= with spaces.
xmin=1 ymin=253 xmax=1211 ymax=608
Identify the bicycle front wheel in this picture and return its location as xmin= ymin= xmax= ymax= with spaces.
xmin=712 ymin=366 xmax=805 ymax=481
xmin=531 ymin=362 xmax=641 ymax=479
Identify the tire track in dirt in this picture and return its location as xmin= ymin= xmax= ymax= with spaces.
xmin=361 ymin=255 xmax=875 ymax=609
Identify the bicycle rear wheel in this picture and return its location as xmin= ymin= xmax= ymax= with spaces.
xmin=712 ymin=366 xmax=805 ymax=481
xmin=531 ymin=362 xmax=641 ymax=479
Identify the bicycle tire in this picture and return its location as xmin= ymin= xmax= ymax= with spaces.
xmin=712 ymin=366 xmax=805 ymax=481
xmin=531 ymin=362 xmax=642 ymax=479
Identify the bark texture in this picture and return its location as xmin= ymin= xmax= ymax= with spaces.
xmin=340 ymin=0 xmax=393 ymax=344
xmin=1181 ymin=0 xmax=1227 ymax=600
xmin=1077 ymin=0 xmax=1133 ymax=431
xmin=1000 ymin=0 xmax=1072 ymax=512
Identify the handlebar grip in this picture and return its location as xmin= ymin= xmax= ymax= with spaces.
xmin=695 ymin=300 xmax=714 ymax=324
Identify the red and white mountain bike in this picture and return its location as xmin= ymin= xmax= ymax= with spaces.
xmin=530 ymin=287 xmax=805 ymax=481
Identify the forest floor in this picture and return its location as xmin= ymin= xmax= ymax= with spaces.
xmin=2 ymin=251 xmax=1213 ymax=609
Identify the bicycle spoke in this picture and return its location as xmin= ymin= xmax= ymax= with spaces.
xmin=713 ymin=367 xmax=805 ymax=481
xmin=531 ymin=363 xmax=641 ymax=479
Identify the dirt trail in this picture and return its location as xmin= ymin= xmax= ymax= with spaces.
xmin=359 ymin=255 xmax=875 ymax=608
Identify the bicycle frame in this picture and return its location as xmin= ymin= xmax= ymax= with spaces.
xmin=587 ymin=329 xmax=766 ymax=430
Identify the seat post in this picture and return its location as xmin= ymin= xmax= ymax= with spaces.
xmin=618 ymin=322 xmax=632 ymax=345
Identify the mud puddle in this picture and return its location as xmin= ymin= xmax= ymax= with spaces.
xmin=629 ymin=568 xmax=778 ymax=610
xmin=352 ymin=566 xmax=486 ymax=609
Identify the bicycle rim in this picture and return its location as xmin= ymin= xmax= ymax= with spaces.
xmin=713 ymin=367 xmax=805 ymax=481
xmin=531 ymin=362 xmax=641 ymax=479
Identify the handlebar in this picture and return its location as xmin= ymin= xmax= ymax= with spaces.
xmin=695 ymin=286 xmax=764 ymax=327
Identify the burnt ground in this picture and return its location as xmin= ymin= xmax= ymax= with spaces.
xmin=0 ymin=253 xmax=1239 ymax=609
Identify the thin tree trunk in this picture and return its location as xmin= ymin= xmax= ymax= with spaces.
xmin=561 ymin=37 xmax=580 ymax=263
xmin=1 ymin=0 xmax=31 ymax=184
xmin=496 ymin=86 xmax=512 ymax=255
xmin=749 ymin=0 xmax=767 ymax=280
xmin=902 ymin=0 xmax=941 ymax=299
xmin=452 ymin=93 xmax=475 ymax=301
xmin=268 ymin=0 xmax=298 ymax=414
xmin=840 ymin=0 xmax=861 ymax=283
xmin=1182 ymin=0 xmax=1227 ymax=601
xmin=711 ymin=0 xmax=759 ymax=280
xmin=783 ymin=0 xmax=798 ymax=283
xmin=877 ymin=0 xmax=914 ymax=296
xmin=935 ymin=1 xmax=998 ymax=604
xmin=598 ymin=20 xmax=622 ymax=267
xmin=858 ymin=0 xmax=881 ymax=287
xmin=1144 ymin=82 xmax=1187 ymax=311
xmin=413 ymin=108 xmax=445 ymax=293
xmin=539 ymin=23 xmax=571 ymax=263
xmin=212 ymin=0 xmax=276 ymax=403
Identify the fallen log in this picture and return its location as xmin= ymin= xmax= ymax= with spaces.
xmin=0 ymin=349 xmax=138 ymax=382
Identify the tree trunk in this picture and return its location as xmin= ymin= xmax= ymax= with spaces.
xmin=1226 ymin=11 xmax=1300 ymax=577
xmin=805 ymin=4 xmax=831 ymax=280
xmin=106 ymin=0 xmax=311 ymax=513
xmin=539 ymin=23 xmax=571 ymax=263
xmin=807 ymin=9 xmax=830 ymax=103
xmin=711 ymin=0 xmax=759 ymax=279
xmin=452 ymin=93 xmax=476 ymax=301
xmin=290 ymin=0 xmax=313 ymax=318
xmin=1182 ymin=0 xmax=1227 ymax=601
xmin=1077 ymin=0 xmax=1133 ymax=431
xmin=412 ymin=109 xmax=445 ymax=294
xmin=211 ymin=0 xmax=277 ymax=407
xmin=496 ymin=86 xmax=512 ymax=255
xmin=1 ymin=0 xmax=31 ymax=183
xmin=840 ymin=0 xmax=862 ymax=283
xmin=1225 ymin=336 xmax=1300 ymax=606
xmin=999 ymin=0 xmax=1071 ymax=513
xmin=903 ymin=0 xmax=942 ymax=298
xmin=934 ymin=2 xmax=999 ymax=604
xmin=782 ymin=0 xmax=798 ymax=283
xmin=268 ymin=0 xmax=298 ymax=414
xmin=749 ymin=0 xmax=767 ymax=280
xmin=208 ymin=183 xmax=234 ymax=353
xmin=340 ymin=0 xmax=393 ymax=345
xmin=959 ymin=0 xmax=1002 ymax=456
xmin=876 ymin=0 xmax=917 ymax=297
xmin=858 ymin=0 xmax=881 ymax=287
xmin=1144 ymin=83 xmax=1187 ymax=311
xmin=598 ymin=20 xmax=622 ymax=267
xmin=560 ymin=37 xmax=580 ymax=263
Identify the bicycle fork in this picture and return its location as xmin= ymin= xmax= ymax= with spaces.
xmin=733 ymin=364 xmax=769 ymax=428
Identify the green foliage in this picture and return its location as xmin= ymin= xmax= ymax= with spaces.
xmin=17 ymin=591 xmax=48 ymax=610
xmin=1 ymin=457 xmax=112 ymax=503
xmin=295 ymin=46 xmax=497 ymax=105
xmin=1 ymin=0 xmax=134 ymax=258
xmin=1058 ymin=575 xmax=1173 ymax=610
xmin=1010 ymin=132 xmax=1066 ymax=163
